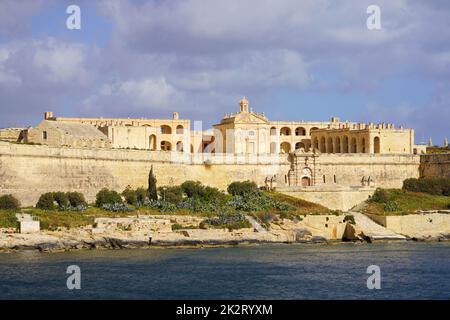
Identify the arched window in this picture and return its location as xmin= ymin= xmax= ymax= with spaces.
xmin=176 ymin=125 xmax=184 ymax=134
xmin=280 ymin=127 xmax=291 ymax=136
xmin=270 ymin=127 xmax=277 ymax=136
xmin=149 ymin=134 xmax=157 ymax=150
xmin=335 ymin=137 xmax=341 ymax=153
xmin=270 ymin=142 xmax=277 ymax=154
xmin=343 ymin=136 xmax=349 ymax=153
xmin=161 ymin=125 xmax=172 ymax=134
xmin=176 ymin=141 xmax=183 ymax=152
xmin=327 ymin=137 xmax=333 ymax=153
xmin=295 ymin=127 xmax=306 ymax=136
xmin=374 ymin=137 xmax=380 ymax=153
xmin=350 ymin=138 xmax=357 ymax=153
xmin=280 ymin=142 xmax=291 ymax=154
xmin=295 ymin=142 xmax=305 ymax=151
xmin=313 ymin=137 xmax=319 ymax=151
xmin=161 ymin=141 xmax=172 ymax=151
xmin=320 ymin=137 xmax=326 ymax=153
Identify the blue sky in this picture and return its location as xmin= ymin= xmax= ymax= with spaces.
xmin=0 ymin=0 xmax=449 ymax=145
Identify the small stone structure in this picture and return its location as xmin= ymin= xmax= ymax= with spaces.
xmin=16 ymin=214 xmax=40 ymax=234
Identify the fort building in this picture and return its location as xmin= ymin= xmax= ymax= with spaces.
xmin=0 ymin=97 xmax=436 ymax=210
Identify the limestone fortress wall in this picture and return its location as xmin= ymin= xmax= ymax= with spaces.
xmin=420 ymin=154 xmax=450 ymax=179
xmin=0 ymin=141 xmax=425 ymax=208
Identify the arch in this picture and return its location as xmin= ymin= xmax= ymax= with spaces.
xmin=280 ymin=127 xmax=291 ymax=136
xmin=301 ymin=176 xmax=311 ymax=187
xmin=413 ymin=148 xmax=418 ymax=155
xmin=335 ymin=137 xmax=341 ymax=153
xmin=313 ymin=137 xmax=319 ymax=151
xmin=327 ymin=137 xmax=333 ymax=153
xmin=161 ymin=125 xmax=172 ymax=134
xmin=160 ymin=140 xmax=172 ymax=151
xmin=190 ymin=144 xmax=194 ymax=153
xmin=295 ymin=127 xmax=306 ymax=136
xmin=280 ymin=142 xmax=291 ymax=154
xmin=270 ymin=142 xmax=277 ymax=154
xmin=343 ymin=136 xmax=349 ymax=153
xmin=176 ymin=141 xmax=183 ymax=152
xmin=350 ymin=138 xmax=357 ymax=153
xmin=319 ymin=136 xmax=326 ymax=153
xmin=149 ymin=134 xmax=157 ymax=151
xmin=374 ymin=137 xmax=380 ymax=153
xmin=295 ymin=142 xmax=305 ymax=151
xmin=176 ymin=125 xmax=184 ymax=134
xmin=361 ymin=138 xmax=366 ymax=153
xmin=310 ymin=127 xmax=319 ymax=136
xmin=270 ymin=127 xmax=277 ymax=136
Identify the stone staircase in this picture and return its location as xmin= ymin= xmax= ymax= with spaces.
xmin=351 ymin=212 xmax=406 ymax=240
xmin=246 ymin=216 xmax=267 ymax=233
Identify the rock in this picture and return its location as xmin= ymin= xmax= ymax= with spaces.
xmin=294 ymin=228 xmax=312 ymax=241
xmin=310 ymin=236 xmax=327 ymax=243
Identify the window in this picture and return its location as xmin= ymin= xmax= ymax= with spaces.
xmin=42 ymin=131 xmax=47 ymax=140
xmin=248 ymin=130 xmax=255 ymax=137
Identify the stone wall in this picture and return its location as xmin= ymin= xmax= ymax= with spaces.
xmin=0 ymin=142 xmax=289 ymax=207
xmin=280 ymin=186 xmax=376 ymax=211
xmin=420 ymin=154 xmax=450 ymax=179
xmin=365 ymin=212 xmax=450 ymax=237
xmin=0 ymin=142 xmax=426 ymax=208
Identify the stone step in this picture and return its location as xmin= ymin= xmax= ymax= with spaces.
xmin=350 ymin=212 xmax=406 ymax=240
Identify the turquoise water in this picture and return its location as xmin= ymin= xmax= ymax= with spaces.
xmin=0 ymin=242 xmax=449 ymax=299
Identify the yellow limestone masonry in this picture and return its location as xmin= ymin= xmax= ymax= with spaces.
xmin=0 ymin=141 xmax=427 ymax=209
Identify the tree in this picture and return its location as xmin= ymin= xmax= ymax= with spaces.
xmin=148 ymin=165 xmax=158 ymax=200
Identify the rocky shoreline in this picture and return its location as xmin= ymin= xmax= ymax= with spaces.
xmin=1 ymin=213 xmax=449 ymax=253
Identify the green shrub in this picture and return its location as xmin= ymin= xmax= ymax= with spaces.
xmin=227 ymin=181 xmax=258 ymax=196
xmin=171 ymin=223 xmax=183 ymax=231
xmin=66 ymin=192 xmax=86 ymax=207
xmin=344 ymin=214 xmax=355 ymax=225
xmin=135 ymin=187 xmax=148 ymax=204
xmin=148 ymin=166 xmax=158 ymax=200
xmin=203 ymin=212 xmax=250 ymax=230
xmin=371 ymin=188 xmax=389 ymax=203
xmin=122 ymin=187 xmax=138 ymax=205
xmin=36 ymin=193 xmax=56 ymax=210
xmin=159 ymin=186 xmax=184 ymax=204
xmin=52 ymin=192 xmax=69 ymax=207
xmin=95 ymin=188 xmax=123 ymax=207
xmin=181 ymin=181 xmax=205 ymax=198
xmin=0 ymin=194 xmax=20 ymax=210
xmin=403 ymin=178 xmax=450 ymax=196
xmin=384 ymin=201 xmax=401 ymax=212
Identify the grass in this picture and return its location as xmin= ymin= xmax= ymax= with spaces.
xmin=265 ymin=191 xmax=330 ymax=215
xmin=0 ymin=191 xmax=331 ymax=231
xmin=0 ymin=210 xmax=19 ymax=229
xmin=363 ymin=189 xmax=450 ymax=216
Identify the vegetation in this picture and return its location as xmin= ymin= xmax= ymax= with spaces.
xmin=427 ymin=146 xmax=450 ymax=154
xmin=67 ymin=192 xmax=87 ymax=207
xmin=343 ymin=214 xmax=355 ymax=225
xmin=0 ymin=179 xmax=332 ymax=231
xmin=227 ymin=180 xmax=258 ymax=196
xmin=0 ymin=194 xmax=20 ymax=210
xmin=0 ymin=210 xmax=19 ymax=229
xmin=365 ymin=188 xmax=450 ymax=216
xmin=148 ymin=166 xmax=158 ymax=200
xmin=202 ymin=212 xmax=251 ymax=231
xmin=403 ymin=178 xmax=450 ymax=196
xmin=95 ymin=188 xmax=123 ymax=207
xmin=36 ymin=192 xmax=57 ymax=210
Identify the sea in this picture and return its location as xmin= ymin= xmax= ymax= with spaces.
xmin=0 ymin=242 xmax=449 ymax=299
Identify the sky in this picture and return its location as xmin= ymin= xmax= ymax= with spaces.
xmin=0 ymin=0 xmax=449 ymax=145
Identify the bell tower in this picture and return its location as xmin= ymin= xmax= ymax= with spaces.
xmin=239 ymin=97 xmax=249 ymax=113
